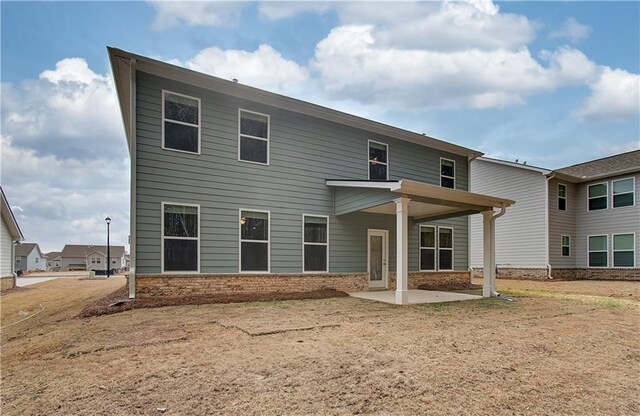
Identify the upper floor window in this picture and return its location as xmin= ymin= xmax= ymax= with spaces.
xmin=613 ymin=233 xmax=635 ymax=268
xmin=239 ymin=110 xmax=269 ymax=165
xmin=162 ymin=91 xmax=200 ymax=154
xmin=587 ymin=183 xmax=607 ymax=211
xmin=303 ymin=215 xmax=328 ymax=272
xmin=588 ymin=235 xmax=608 ymax=267
xmin=561 ymin=235 xmax=570 ymax=257
xmin=163 ymin=203 xmax=199 ymax=272
xmin=558 ymin=184 xmax=567 ymax=211
xmin=612 ymin=178 xmax=635 ymax=208
xmin=240 ymin=210 xmax=270 ymax=272
xmin=440 ymin=158 xmax=455 ymax=189
xmin=368 ymin=140 xmax=388 ymax=180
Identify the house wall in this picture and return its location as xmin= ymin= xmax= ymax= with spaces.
xmin=62 ymin=257 xmax=87 ymax=271
xmin=548 ymin=178 xmax=577 ymax=268
xmin=26 ymin=249 xmax=47 ymax=271
xmin=134 ymin=72 xmax=469 ymax=276
xmin=469 ymin=160 xmax=548 ymax=268
xmin=1 ymin=218 xmax=14 ymax=278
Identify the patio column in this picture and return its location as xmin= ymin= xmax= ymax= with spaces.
xmin=482 ymin=209 xmax=495 ymax=297
xmin=394 ymin=196 xmax=410 ymax=305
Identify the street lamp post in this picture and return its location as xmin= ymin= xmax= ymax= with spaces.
xmin=105 ymin=217 xmax=111 ymax=277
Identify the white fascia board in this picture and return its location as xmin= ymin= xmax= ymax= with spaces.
xmin=325 ymin=180 xmax=401 ymax=191
xmin=478 ymin=157 xmax=552 ymax=175
xmin=398 ymin=179 xmax=515 ymax=208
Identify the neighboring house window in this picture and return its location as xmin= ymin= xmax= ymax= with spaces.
xmin=35 ymin=257 xmax=39 ymax=263
xmin=368 ymin=140 xmax=388 ymax=180
xmin=561 ymin=235 xmax=570 ymax=257
xmin=419 ymin=226 xmax=436 ymax=271
xmin=240 ymin=210 xmax=269 ymax=272
xmin=91 ymin=258 xmax=96 ymax=264
xmin=112 ymin=260 xmax=116 ymax=264
xmin=612 ymin=178 xmax=635 ymax=208
xmin=558 ymin=184 xmax=567 ymax=211
xmin=239 ymin=109 xmax=269 ymax=164
xmin=613 ymin=234 xmax=635 ymax=267
xmin=16 ymin=258 xmax=21 ymax=263
xmin=587 ymin=183 xmax=607 ymax=211
xmin=438 ymin=227 xmax=454 ymax=270
xmin=163 ymin=203 xmax=199 ymax=272
xmin=97 ymin=258 xmax=101 ymax=264
xmin=588 ymin=235 xmax=608 ymax=267
xmin=162 ymin=90 xmax=200 ymax=154
xmin=303 ymin=215 xmax=328 ymax=272
xmin=440 ymin=159 xmax=455 ymax=189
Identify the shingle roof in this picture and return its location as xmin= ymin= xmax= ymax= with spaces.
xmin=61 ymin=245 xmax=126 ymax=258
xmin=45 ymin=251 xmax=62 ymax=260
xmin=555 ymin=150 xmax=640 ymax=180
xmin=15 ymin=243 xmax=39 ymax=257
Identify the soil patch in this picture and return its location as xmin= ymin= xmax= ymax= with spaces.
xmin=417 ymin=281 xmax=481 ymax=291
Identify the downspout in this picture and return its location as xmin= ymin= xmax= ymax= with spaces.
xmin=490 ymin=204 xmax=507 ymax=297
xmin=545 ymin=173 xmax=556 ymax=279
xmin=467 ymin=152 xmax=481 ymax=284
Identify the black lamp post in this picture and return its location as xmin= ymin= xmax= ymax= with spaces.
xmin=105 ymin=217 xmax=111 ymax=277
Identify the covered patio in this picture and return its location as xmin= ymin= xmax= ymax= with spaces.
xmin=350 ymin=289 xmax=481 ymax=304
xmin=326 ymin=179 xmax=515 ymax=304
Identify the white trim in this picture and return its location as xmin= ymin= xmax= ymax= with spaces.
xmin=418 ymin=225 xmax=436 ymax=272
xmin=239 ymin=208 xmax=271 ymax=273
xmin=367 ymin=139 xmax=389 ymax=180
xmin=611 ymin=177 xmax=635 ymax=209
xmin=437 ymin=226 xmax=455 ymax=271
xmin=367 ymin=229 xmax=388 ymax=288
xmin=561 ymin=235 xmax=571 ymax=257
xmin=161 ymin=201 xmax=200 ymax=274
xmin=587 ymin=234 xmax=608 ymax=268
xmin=440 ymin=157 xmax=456 ymax=189
xmin=613 ymin=232 xmax=636 ymax=268
xmin=326 ymin=180 xmax=400 ymax=190
xmin=477 ymin=157 xmax=552 ymax=174
xmin=302 ymin=214 xmax=329 ymax=273
xmin=161 ymin=90 xmax=201 ymax=155
xmin=587 ymin=182 xmax=608 ymax=212
xmin=238 ymin=108 xmax=270 ymax=165
xmin=129 ymin=57 xmax=137 ymax=298
xmin=557 ymin=183 xmax=567 ymax=211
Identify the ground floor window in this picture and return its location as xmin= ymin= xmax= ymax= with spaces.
xmin=303 ymin=215 xmax=328 ymax=272
xmin=588 ymin=235 xmax=608 ymax=267
xmin=419 ymin=226 xmax=454 ymax=271
xmin=438 ymin=227 xmax=454 ymax=270
xmin=613 ymin=233 xmax=635 ymax=267
xmin=561 ymin=235 xmax=570 ymax=257
xmin=419 ymin=226 xmax=436 ymax=271
xmin=240 ymin=210 xmax=269 ymax=272
xmin=163 ymin=203 xmax=199 ymax=272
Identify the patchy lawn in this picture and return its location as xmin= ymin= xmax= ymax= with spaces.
xmin=1 ymin=278 xmax=639 ymax=415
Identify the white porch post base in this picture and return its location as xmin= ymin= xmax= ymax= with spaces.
xmin=482 ymin=210 xmax=494 ymax=297
xmin=394 ymin=196 xmax=410 ymax=305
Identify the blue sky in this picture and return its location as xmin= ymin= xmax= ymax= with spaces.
xmin=1 ymin=1 xmax=639 ymax=252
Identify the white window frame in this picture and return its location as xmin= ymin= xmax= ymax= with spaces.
xmin=161 ymin=90 xmax=201 ymax=155
xmin=587 ymin=182 xmax=608 ymax=212
xmin=612 ymin=177 xmax=635 ymax=209
xmin=440 ymin=158 xmax=456 ymax=189
xmin=367 ymin=139 xmax=389 ymax=180
xmin=302 ymin=214 xmax=329 ymax=273
xmin=587 ymin=234 xmax=608 ymax=268
xmin=161 ymin=201 xmax=201 ymax=274
xmin=613 ymin=233 xmax=636 ymax=268
xmin=418 ymin=225 xmax=437 ymax=272
xmin=437 ymin=226 xmax=455 ymax=271
xmin=558 ymin=183 xmax=567 ymax=211
xmin=561 ymin=235 xmax=571 ymax=257
xmin=238 ymin=109 xmax=270 ymax=165
xmin=239 ymin=208 xmax=271 ymax=273
xmin=16 ymin=258 xmax=21 ymax=263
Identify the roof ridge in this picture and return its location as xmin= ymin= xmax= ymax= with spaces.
xmin=558 ymin=149 xmax=640 ymax=171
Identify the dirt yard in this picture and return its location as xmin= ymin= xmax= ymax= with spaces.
xmin=1 ymin=278 xmax=639 ymax=415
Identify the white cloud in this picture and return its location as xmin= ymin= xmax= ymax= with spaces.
xmin=596 ymin=140 xmax=640 ymax=156
xmin=149 ymin=1 xmax=245 ymax=29
xmin=258 ymin=1 xmax=333 ymax=20
xmin=575 ymin=68 xmax=640 ymax=122
xmin=549 ymin=17 xmax=592 ymax=43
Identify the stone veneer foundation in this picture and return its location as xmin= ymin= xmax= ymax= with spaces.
xmin=1 ymin=275 xmax=16 ymax=291
xmin=134 ymin=271 xmax=471 ymax=298
xmin=472 ymin=267 xmax=640 ymax=281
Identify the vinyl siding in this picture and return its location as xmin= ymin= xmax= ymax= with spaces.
xmin=135 ymin=72 xmax=469 ymax=274
xmin=548 ymin=179 xmax=576 ymax=268
xmin=1 ymin=219 xmax=14 ymax=277
xmin=470 ymin=160 xmax=547 ymax=267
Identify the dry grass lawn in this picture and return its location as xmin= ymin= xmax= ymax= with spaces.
xmin=1 ymin=278 xmax=639 ymax=415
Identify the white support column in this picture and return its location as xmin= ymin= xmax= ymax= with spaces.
xmin=394 ymin=197 xmax=410 ymax=305
xmin=482 ymin=210 xmax=494 ymax=297
xmin=490 ymin=212 xmax=497 ymax=295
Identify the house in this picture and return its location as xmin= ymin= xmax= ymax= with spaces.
xmin=14 ymin=243 xmax=47 ymax=272
xmin=45 ymin=251 xmax=62 ymax=270
xmin=470 ymin=151 xmax=640 ymax=280
xmin=1 ymin=187 xmax=24 ymax=290
xmin=109 ymin=47 xmax=514 ymax=303
xmin=60 ymin=244 xmax=127 ymax=271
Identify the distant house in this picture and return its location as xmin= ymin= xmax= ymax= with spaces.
xmin=1 ymin=187 xmax=24 ymax=289
xmin=470 ymin=150 xmax=640 ymax=280
xmin=60 ymin=244 xmax=126 ymax=271
xmin=14 ymin=243 xmax=47 ymax=272
xmin=45 ymin=252 xmax=62 ymax=270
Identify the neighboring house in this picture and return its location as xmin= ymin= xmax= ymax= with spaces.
xmin=470 ymin=151 xmax=640 ymax=280
xmin=46 ymin=251 xmax=63 ymax=270
xmin=60 ymin=244 xmax=126 ymax=271
xmin=1 ymin=187 xmax=24 ymax=290
xmin=14 ymin=243 xmax=47 ymax=272
xmin=109 ymin=47 xmax=513 ymax=303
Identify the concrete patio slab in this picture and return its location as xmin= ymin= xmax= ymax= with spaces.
xmin=350 ymin=289 xmax=482 ymax=305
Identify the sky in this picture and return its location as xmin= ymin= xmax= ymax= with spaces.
xmin=1 ymin=0 xmax=639 ymax=253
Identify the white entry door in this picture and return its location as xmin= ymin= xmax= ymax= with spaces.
xmin=368 ymin=229 xmax=388 ymax=288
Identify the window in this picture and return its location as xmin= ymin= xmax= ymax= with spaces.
xmin=587 ymin=183 xmax=607 ymax=211
xmin=112 ymin=260 xmax=116 ymax=264
xmin=612 ymin=178 xmax=635 ymax=208
xmin=419 ymin=226 xmax=436 ymax=271
xmin=16 ymin=258 xmax=20 ymax=263
xmin=35 ymin=257 xmax=39 ymax=263
xmin=558 ymin=184 xmax=567 ymax=211
xmin=239 ymin=110 xmax=269 ymax=164
xmin=440 ymin=158 xmax=455 ymax=189
xmin=438 ymin=227 xmax=454 ymax=270
xmin=240 ymin=210 xmax=269 ymax=272
xmin=588 ymin=235 xmax=608 ymax=267
xmin=303 ymin=215 xmax=328 ymax=272
xmin=162 ymin=203 xmax=199 ymax=272
xmin=561 ymin=235 xmax=570 ymax=257
xmin=613 ymin=234 xmax=635 ymax=267
xmin=368 ymin=140 xmax=388 ymax=180
xmin=162 ymin=90 xmax=200 ymax=154
xmin=96 ymin=258 xmax=101 ymax=264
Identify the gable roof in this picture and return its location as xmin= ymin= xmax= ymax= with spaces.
xmin=15 ymin=243 xmax=44 ymax=257
xmin=555 ymin=149 xmax=640 ymax=181
xmin=61 ymin=244 xmax=126 ymax=258
xmin=476 ymin=157 xmax=551 ymax=174
xmin=1 ymin=187 xmax=24 ymax=241
xmin=108 ymin=47 xmax=483 ymax=160
xmin=45 ymin=251 xmax=63 ymax=261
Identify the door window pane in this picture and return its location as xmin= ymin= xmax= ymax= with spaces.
xmin=369 ymin=235 xmax=383 ymax=281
